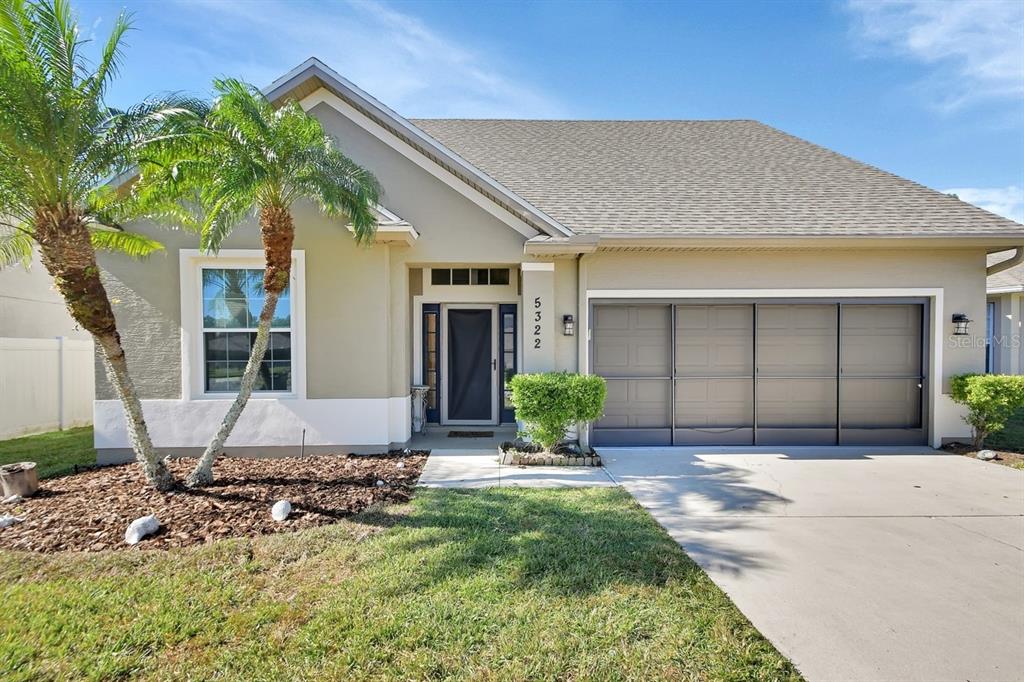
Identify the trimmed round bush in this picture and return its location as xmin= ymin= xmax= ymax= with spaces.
xmin=950 ymin=374 xmax=1024 ymax=450
xmin=509 ymin=372 xmax=607 ymax=450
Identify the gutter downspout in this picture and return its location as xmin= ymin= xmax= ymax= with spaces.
xmin=576 ymin=253 xmax=590 ymax=450
xmin=987 ymin=247 xmax=1024 ymax=276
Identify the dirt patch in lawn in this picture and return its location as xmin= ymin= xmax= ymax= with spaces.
xmin=942 ymin=443 xmax=1024 ymax=470
xmin=0 ymin=452 xmax=427 ymax=553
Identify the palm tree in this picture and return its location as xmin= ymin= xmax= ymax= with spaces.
xmin=0 ymin=0 xmax=202 ymax=490
xmin=137 ymin=78 xmax=380 ymax=487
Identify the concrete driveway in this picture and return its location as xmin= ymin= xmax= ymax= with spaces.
xmin=599 ymin=446 xmax=1024 ymax=682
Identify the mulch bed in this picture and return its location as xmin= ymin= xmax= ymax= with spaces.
xmin=0 ymin=451 xmax=427 ymax=553
xmin=942 ymin=443 xmax=1024 ymax=469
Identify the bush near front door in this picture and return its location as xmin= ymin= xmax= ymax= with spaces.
xmin=509 ymin=373 xmax=607 ymax=449
xmin=950 ymin=374 xmax=1024 ymax=450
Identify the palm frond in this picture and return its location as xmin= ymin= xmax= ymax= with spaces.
xmin=0 ymin=226 xmax=34 ymax=268
xmin=88 ymin=226 xmax=164 ymax=258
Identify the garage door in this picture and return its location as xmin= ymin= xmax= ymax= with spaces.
xmin=591 ymin=302 xmax=925 ymax=446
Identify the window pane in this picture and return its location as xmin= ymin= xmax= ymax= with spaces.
xmin=202 ymin=269 xmax=225 ymax=298
xmin=503 ymin=313 xmax=515 ymax=333
xmin=431 ymin=268 xmax=451 ymax=285
xmin=490 ymin=269 xmax=510 ymax=285
xmin=272 ymin=293 xmax=290 ymax=328
xmin=226 ymin=333 xmax=251 ymax=361
xmin=471 ymin=268 xmax=488 ymax=285
xmin=204 ymin=332 xmax=228 ymax=362
xmin=255 ymin=362 xmax=273 ymax=391
xmin=426 ymin=313 xmax=437 ymax=333
xmin=206 ymin=361 xmax=245 ymax=392
xmin=269 ymin=332 xmax=291 ymax=361
xmin=203 ymin=298 xmax=248 ymax=328
xmin=451 ymin=268 xmax=469 ymax=285
xmin=269 ymin=362 xmax=292 ymax=391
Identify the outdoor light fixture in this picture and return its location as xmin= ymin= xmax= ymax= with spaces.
xmin=563 ymin=314 xmax=575 ymax=336
xmin=952 ymin=313 xmax=971 ymax=336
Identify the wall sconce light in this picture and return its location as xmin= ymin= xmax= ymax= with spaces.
xmin=951 ymin=313 xmax=971 ymax=336
xmin=563 ymin=314 xmax=575 ymax=336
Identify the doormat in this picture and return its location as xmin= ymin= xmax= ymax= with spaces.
xmin=448 ymin=431 xmax=494 ymax=438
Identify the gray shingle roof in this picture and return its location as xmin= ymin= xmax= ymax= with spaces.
xmin=409 ymin=119 xmax=1024 ymax=238
xmin=988 ymin=251 xmax=1024 ymax=291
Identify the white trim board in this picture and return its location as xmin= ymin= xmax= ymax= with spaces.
xmin=582 ymin=287 xmax=952 ymax=449
xmin=94 ymin=396 xmax=411 ymax=449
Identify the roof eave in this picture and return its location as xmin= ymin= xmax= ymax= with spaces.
xmin=525 ymin=232 xmax=1024 ymax=256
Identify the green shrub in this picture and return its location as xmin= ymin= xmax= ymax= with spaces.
xmin=949 ymin=374 xmax=1024 ymax=450
xmin=509 ymin=372 xmax=607 ymax=450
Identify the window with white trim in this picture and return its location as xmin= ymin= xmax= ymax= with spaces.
xmin=201 ymin=267 xmax=292 ymax=392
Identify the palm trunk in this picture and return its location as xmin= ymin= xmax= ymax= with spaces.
xmin=34 ymin=208 xmax=174 ymax=491
xmin=186 ymin=288 xmax=281 ymax=486
xmin=187 ymin=205 xmax=295 ymax=487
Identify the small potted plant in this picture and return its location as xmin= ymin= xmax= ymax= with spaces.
xmin=501 ymin=372 xmax=607 ymax=466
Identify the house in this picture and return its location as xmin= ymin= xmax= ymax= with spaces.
xmin=986 ymin=252 xmax=1024 ymax=373
xmin=92 ymin=58 xmax=1024 ymax=461
xmin=1 ymin=250 xmax=94 ymax=438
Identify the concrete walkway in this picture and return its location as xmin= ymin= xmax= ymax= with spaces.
xmin=418 ymin=449 xmax=616 ymax=488
xmin=599 ymin=446 xmax=1024 ymax=682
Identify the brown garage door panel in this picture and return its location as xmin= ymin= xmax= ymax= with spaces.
xmin=590 ymin=301 xmax=926 ymax=447
xmin=675 ymin=305 xmax=754 ymax=377
xmin=592 ymin=305 xmax=672 ymax=378
xmin=757 ymin=304 xmax=838 ymax=377
xmin=841 ymin=305 xmax=922 ymax=377
xmin=597 ymin=379 xmax=671 ymax=429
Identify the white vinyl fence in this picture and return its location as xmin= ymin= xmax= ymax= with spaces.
xmin=0 ymin=337 xmax=94 ymax=439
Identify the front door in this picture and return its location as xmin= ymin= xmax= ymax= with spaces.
xmin=443 ymin=306 xmax=497 ymax=424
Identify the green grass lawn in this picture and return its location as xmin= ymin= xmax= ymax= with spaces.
xmin=0 ymin=426 xmax=94 ymax=479
xmin=0 ymin=487 xmax=800 ymax=681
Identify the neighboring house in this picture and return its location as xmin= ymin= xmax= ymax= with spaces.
xmin=0 ymin=249 xmax=94 ymax=439
xmin=985 ymin=252 xmax=1024 ymax=373
xmin=93 ymin=58 xmax=1024 ymax=461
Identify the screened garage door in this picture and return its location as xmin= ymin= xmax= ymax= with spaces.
xmin=591 ymin=301 xmax=925 ymax=446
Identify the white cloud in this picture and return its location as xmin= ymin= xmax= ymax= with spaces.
xmin=846 ymin=0 xmax=1024 ymax=111
xmin=943 ymin=185 xmax=1024 ymax=223
xmin=163 ymin=0 xmax=565 ymax=118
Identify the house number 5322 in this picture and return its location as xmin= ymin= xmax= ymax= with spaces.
xmin=533 ymin=296 xmax=542 ymax=349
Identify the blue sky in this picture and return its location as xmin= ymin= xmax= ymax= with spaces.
xmin=79 ymin=0 xmax=1024 ymax=222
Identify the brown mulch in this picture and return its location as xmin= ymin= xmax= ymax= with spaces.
xmin=942 ymin=443 xmax=1024 ymax=469
xmin=0 ymin=452 xmax=427 ymax=553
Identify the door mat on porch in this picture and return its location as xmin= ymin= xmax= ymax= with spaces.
xmin=448 ymin=431 xmax=494 ymax=438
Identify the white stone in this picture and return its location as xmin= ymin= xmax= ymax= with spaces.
xmin=124 ymin=514 xmax=159 ymax=545
xmin=2 ymin=494 xmax=23 ymax=504
xmin=977 ymin=449 xmax=997 ymax=461
xmin=271 ymin=500 xmax=291 ymax=521
xmin=0 ymin=514 xmax=23 ymax=529
xmin=397 ymin=461 xmax=405 ymax=469
xmin=376 ymin=480 xmax=385 ymax=487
